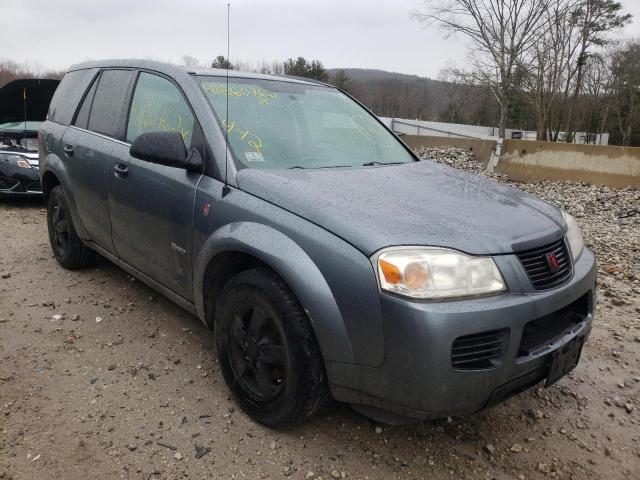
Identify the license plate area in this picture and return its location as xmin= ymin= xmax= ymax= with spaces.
xmin=545 ymin=336 xmax=584 ymax=386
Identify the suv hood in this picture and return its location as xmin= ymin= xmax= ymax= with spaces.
xmin=236 ymin=161 xmax=565 ymax=256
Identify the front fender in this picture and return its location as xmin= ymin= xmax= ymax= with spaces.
xmin=41 ymin=153 xmax=89 ymax=240
xmin=193 ymin=222 xmax=355 ymax=365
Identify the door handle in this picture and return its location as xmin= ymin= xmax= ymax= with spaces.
xmin=63 ymin=144 xmax=74 ymax=158
xmin=113 ymin=162 xmax=129 ymax=179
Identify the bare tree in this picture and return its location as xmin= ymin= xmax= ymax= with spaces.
xmin=609 ymin=40 xmax=640 ymax=145
xmin=0 ymin=60 xmax=64 ymax=87
xmin=564 ymin=0 xmax=631 ymax=140
xmin=521 ymin=0 xmax=581 ymax=140
xmin=181 ymin=55 xmax=201 ymax=68
xmin=581 ymin=52 xmax=612 ymax=142
xmin=413 ymin=0 xmax=550 ymax=138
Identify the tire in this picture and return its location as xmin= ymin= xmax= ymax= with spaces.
xmin=215 ymin=268 xmax=330 ymax=428
xmin=46 ymin=185 xmax=96 ymax=269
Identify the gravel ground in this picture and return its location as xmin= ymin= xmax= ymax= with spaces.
xmin=1 ymin=158 xmax=640 ymax=480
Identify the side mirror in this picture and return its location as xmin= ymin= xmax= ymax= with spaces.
xmin=130 ymin=131 xmax=202 ymax=171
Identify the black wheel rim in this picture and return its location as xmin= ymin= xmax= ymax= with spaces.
xmin=51 ymin=198 xmax=70 ymax=255
xmin=227 ymin=304 xmax=288 ymax=402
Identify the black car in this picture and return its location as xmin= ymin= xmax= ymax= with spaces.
xmin=0 ymin=78 xmax=59 ymax=197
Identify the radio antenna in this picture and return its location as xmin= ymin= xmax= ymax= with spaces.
xmin=23 ymin=87 xmax=27 ymax=141
xmin=223 ymin=2 xmax=231 ymax=194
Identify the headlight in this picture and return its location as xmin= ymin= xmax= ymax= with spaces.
xmin=0 ymin=153 xmax=32 ymax=169
xmin=561 ymin=210 xmax=584 ymax=261
xmin=374 ymin=248 xmax=506 ymax=300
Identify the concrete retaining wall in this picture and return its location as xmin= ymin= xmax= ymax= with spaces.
xmin=496 ymin=140 xmax=640 ymax=188
xmin=402 ymin=135 xmax=498 ymax=166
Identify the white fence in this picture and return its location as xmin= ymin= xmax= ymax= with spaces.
xmin=380 ymin=117 xmax=609 ymax=146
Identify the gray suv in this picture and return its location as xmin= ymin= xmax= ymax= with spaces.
xmin=39 ymin=60 xmax=597 ymax=428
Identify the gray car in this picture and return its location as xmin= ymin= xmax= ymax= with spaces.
xmin=39 ymin=60 xmax=597 ymax=428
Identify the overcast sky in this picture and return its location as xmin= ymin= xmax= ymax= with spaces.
xmin=3 ymin=0 xmax=640 ymax=78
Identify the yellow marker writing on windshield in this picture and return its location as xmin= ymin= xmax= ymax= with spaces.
xmin=223 ymin=119 xmax=263 ymax=153
xmin=203 ymin=83 xmax=277 ymax=106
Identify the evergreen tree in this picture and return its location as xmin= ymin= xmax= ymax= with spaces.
xmin=283 ymin=57 xmax=328 ymax=81
xmin=330 ymin=69 xmax=351 ymax=90
xmin=211 ymin=55 xmax=234 ymax=70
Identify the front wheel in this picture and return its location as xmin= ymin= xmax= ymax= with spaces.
xmin=46 ymin=185 xmax=95 ymax=269
xmin=215 ymin=268 xmax=329 ymax=428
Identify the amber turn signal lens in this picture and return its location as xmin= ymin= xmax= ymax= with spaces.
xmin=379 ymin=258 xmax=402 ymax=284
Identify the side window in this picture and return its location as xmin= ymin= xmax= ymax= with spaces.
xmin=73 ymin=76 xmax=98 ymax=129
xmin=88 ymin=70 xmax=134 ymax=139
xmin=47 ymin=68 xmax=98 ymax=125
xmin=126 ymin=72 xmax=195 ymax=148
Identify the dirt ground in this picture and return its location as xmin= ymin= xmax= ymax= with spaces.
xmin=1 ymin=197 xmax=639 ymax=480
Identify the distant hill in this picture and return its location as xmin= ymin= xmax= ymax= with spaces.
xmin=327 ymin=68 xmax=435 ymax=82
xmin=326 ymin=68 xmax=493 ymax=123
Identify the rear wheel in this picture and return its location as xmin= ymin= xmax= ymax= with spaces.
xmin=46 ymin=185 xmax=95 ymax=269
xmin=215 ymin=268 xmax=329 ymax=428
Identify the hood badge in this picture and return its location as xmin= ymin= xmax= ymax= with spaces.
xmin=545 ymin=252 xmax=560 ymax=271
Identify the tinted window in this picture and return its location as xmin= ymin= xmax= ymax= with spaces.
xmin=88 ymin=70 xmax=134 ymax=139
xmin=126 ymin=72 xmax=194 ymax=147
xmin=74 ymin=77 xmax=98 ymax=129
xmin=47 ymin=68 xmax=98 ymax=126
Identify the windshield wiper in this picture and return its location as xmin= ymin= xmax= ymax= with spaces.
xmin=362 ymin=161 xmax=406 ymax=166
xmin=288 ymin=165 xmax=353 ymax=170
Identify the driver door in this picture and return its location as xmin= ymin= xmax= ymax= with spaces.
xmin=108 ymin=71 xmax=203 ymax=300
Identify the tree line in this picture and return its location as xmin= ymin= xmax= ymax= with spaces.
xmin=413 ymin=0 xmax=638 ymax=145
xmin=4 ymin=1 xmax=639 ymax=149
xmin=0 ymin=60 xmax=64 ymax=87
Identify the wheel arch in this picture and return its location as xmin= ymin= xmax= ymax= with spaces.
xmin=41 ymin=169 xmax=60 ymax=202
xmin=41 ymin=154 xmax=89 ymax=239
xmin=194 ymin=222 xmax=355 ymax=365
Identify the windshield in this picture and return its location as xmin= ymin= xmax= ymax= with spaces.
xmin=0 ymin=121 xmax=42 ymax=132
xmin=198 ymin=77 xmax=414 ymax=169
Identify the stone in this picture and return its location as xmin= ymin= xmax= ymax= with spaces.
xmin=510 ymin=444 xmax=523 ymax=453
xmin=528 ymin=409 xmax=543 ymax=419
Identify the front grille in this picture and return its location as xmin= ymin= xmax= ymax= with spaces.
xmin=516 ymin=239 xmax=572 ymax=290
xmin=518 ymin=292 xmax=591 ymax=357
xmin=451 ymin=328 xmax=510 ymax=370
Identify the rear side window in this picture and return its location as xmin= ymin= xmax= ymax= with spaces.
xmin=88 ymin=70 xmax=134 ymax=139
xmin=47 ymin=68 xmax=98 ymax=125
xmin=74 ymin=77 xmax=98 ymax=129
xmin=126 ymin=72 xmax=195 ymax=147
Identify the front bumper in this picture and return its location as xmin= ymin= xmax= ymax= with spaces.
xmin=328 ymin=248 xmax=597 ymax=420
xmin=0 ymin=164 xmax=41 ymax=197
